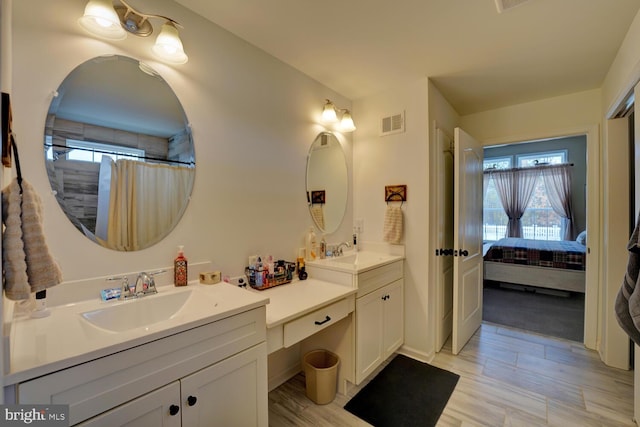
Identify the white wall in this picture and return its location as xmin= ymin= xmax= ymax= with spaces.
xmin=353 ymin=78 xmax=431 ymax=360
xmin=8 ymin=0 xmax=354 ymax=288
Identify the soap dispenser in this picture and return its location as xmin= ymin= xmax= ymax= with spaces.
xmin=174 ymin=245 xmax=188 ymax=287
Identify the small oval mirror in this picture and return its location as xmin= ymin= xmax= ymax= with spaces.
xmin=306 ymin=132 xmax=348 ymax=234
xmin=44 ymin=55 xmax=195 ymax=251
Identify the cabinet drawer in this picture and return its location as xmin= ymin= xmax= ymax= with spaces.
xmin=18 ymin=307 xmax=266 ymax=426
xmin=356 ymin=260 xmax=403 ymax=297
xmin=283 ymin=296 xmax=354 ymax=348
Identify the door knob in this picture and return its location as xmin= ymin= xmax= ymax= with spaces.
xmin=169 ymin=405 xmax=180 ymax=416
xmin=187 ymin=395 xmax=197 ymax=406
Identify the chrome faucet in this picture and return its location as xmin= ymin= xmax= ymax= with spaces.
xmin=334 ymin=241 xmax=352 ymax=256
xmin=134 ymin=272 xmax=158 ymax=296
xmin=106 ymin=271 xmax=162 ymax=300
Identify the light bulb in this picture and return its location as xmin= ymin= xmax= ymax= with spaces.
xmin=78 ymin=0 xmax=126 ymax=40
xmin=152 ymin=22 xmax=188 ymax=64
xmin=340 ymin=110 xmax=356 ymax=132
xmin=321 ymin=100 xmax=338 ymax=123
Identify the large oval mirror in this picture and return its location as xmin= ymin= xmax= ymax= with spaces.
xmin=306 ymin=132 xmax=348 ymax=234
xmin=44 ymin=55 xmax=195 ymax=251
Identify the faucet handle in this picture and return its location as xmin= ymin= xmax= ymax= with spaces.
xmin=136 ymin=272 xmax=158 ymax=296
xmin=106 ymin=276 xmax=133 ymax=300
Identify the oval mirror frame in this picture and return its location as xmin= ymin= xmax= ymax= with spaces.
xmin=44 ymin=55 xmax=195 ymax=251
xmin=305 ymin=132 xmax=348 ymax=234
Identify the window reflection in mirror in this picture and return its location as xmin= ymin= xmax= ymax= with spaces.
xmin=44 ymin=55 xmax=195 ymax=251
xmin=305 ymin=132 xmax=348 ymax=234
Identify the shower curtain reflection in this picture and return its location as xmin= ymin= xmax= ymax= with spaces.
xmin=96 ymin=158 xmax=194 ymax=251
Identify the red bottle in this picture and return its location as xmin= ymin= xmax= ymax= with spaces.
xmin=174 ymin=246 xmax=188 ymax=286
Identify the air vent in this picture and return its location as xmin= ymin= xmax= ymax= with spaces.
xmin=380 ymin=111 xmax=405 ymax=136
xmin=494 ymin=0 xmax=530 ymax=13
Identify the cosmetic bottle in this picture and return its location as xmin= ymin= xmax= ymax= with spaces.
xmin=319 ymin=234 xmax=327 ymax=259
xmin=174 ymin=245 xmax=188 ymax=286
xmin=306 ymin=227 xmax=317 ymax=261
xmin=256 ymin=256 xmax=264 ymax=286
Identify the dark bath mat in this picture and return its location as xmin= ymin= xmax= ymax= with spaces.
xmin=344 ymin=354 xmax=459 ymax=427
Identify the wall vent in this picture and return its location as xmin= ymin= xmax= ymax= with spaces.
xmin=380 ymin=111 xmax=405 ymax=136
xmin=494 ymin=0 xmax=530 ymax=13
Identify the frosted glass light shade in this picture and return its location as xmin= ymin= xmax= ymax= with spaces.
xmin=152 ymin=22 xmax=188 ymax=64
xmin=321 ymin=100 xmax=338 ymax=123
xmin=78 ymin=0 xmax=126 ymax=40
xmin=340 ymin=110 xmax=356 ymax=132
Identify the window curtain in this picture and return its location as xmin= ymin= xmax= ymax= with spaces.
xmin=541 ymin=164 xmax=575 ymax=240
xmin=491 ymin=167 xmax=539 ymax=238
xmin=106 ymin=159 xmax=194 ymax=251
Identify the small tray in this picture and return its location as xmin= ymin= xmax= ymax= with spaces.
xmin=245 ymin=260 xmax=296 ymax=291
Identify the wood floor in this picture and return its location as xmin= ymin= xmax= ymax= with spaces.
xmin=268 ymin=322 xmax=635 ymax=426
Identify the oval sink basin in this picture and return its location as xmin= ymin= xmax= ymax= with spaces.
xmin=331 ymin=252 xmax=388 ymax=265
xmin=81 ymin=290 xmax=193 ymax=332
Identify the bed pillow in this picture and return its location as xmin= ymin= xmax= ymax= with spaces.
xmin=576 ymin=230 xmax=587 ymax=245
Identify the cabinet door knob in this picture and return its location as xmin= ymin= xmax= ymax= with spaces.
xmin=187 ymin=395 xmax=198 ymax=406
xmin=169 ymin=405 xmax=180 ymax=416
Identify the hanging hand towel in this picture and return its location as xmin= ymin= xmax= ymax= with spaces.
xmin=310 ymin=204 xmax=325 ymax=230
xmin=383 ymin=205 xmax=403 ymax=244
xmin=2 ymin=178 xmax=62 ymax=300
xmin=615 ymin=212 xmax=640 ymax=345
xmin=2 ymin=178 xmax=29 ymax=300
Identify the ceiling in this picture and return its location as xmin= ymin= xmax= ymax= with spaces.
xmin=175 ymin=0 xmax=640 ymax=115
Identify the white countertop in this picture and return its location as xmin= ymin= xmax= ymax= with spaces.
xmin=306 ymin=250 xmax=404 ymax=274
xmin=246 ymin=278 xmax=356 ymax=328
xmin=5 ymin=282 xmax=269 ymax=385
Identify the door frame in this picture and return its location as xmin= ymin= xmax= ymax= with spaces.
xmin=478 ymin=125 xmax=600 ymax=350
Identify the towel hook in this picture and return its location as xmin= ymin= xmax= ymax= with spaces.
xmin=11 ymin=136 xmax=23 ymax=194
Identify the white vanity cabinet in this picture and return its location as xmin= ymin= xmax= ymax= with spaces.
xmin=355 ymin=278 xmax=403 ymax=384
xmin=78 ymin=344 xmax=266 ymax=427
xmin=306 ymin=256 xmax=404 ymax=386
xmin=14 ymin=307 xmax=268 ymax=427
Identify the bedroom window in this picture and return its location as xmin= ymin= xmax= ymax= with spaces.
xmin=518 ymin=151 xmax=566 ymax=241
xmin=483 ymin=157 xmax=511 ymax=241
xmin=59 ymin=139 xmax=145 ymax=163
xmin=483 ymin=151 xmax=568 ymax=242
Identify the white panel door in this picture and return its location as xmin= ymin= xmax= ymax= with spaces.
xmin=435 ymin=127 xmax=455 ymax=351
xmin=452 ymin=127 xmax=484 ymax=355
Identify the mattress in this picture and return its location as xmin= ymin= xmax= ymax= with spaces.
xmin=484 ymin=237 xmax=586 ymax=271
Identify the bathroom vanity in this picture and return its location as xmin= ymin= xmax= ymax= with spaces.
xmin=306 ymin=248 xmax=404 ymax=385
xmin=3 ymin=283 xmax=270 ymax=426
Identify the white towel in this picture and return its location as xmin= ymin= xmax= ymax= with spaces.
xmin=310 ymin=204 xmax=325 ymax=230
xmin=383 ymin=205 xmax=403 ymax=244
xmin=2 ymin=179 xmax=62 ymax=300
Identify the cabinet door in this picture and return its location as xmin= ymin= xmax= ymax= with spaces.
xmin=77 ymin=382 xmax=181 ymax=427
xmin=383 ymin=280 xmax=404 ymax=356
xmin=181 ymin=343 xmax=268 ymax=427
xmin=355 ymin=288 xmax=385 ymax=384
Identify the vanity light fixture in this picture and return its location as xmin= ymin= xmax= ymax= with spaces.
xmin=321 ymin=99 xmax=356 ymax=132
xmin=79 ymin=0 xmax=189 ymax=64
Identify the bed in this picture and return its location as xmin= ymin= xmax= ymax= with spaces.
xmin=483 ymin=237 xmax=586 ymax=293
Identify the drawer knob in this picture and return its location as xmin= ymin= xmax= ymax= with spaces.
xmin=187 ymin=395 xmax=198 ymax=406
xmin=315 ymin=315 xmax=331 ymax=325
xmin=169 ymin=405 xmax=180 ymax=416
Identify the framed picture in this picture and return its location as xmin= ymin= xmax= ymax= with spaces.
xmin=311 ymin=190 xmax=326 ymax=204
xmin=1 ymin=92 xmax=12 ymax=168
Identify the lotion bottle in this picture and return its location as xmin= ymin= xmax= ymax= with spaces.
xmin=305 ymin=227 xmax=317 ymax=261
xmin=174 ymin=245 xmax=188 ymax=286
